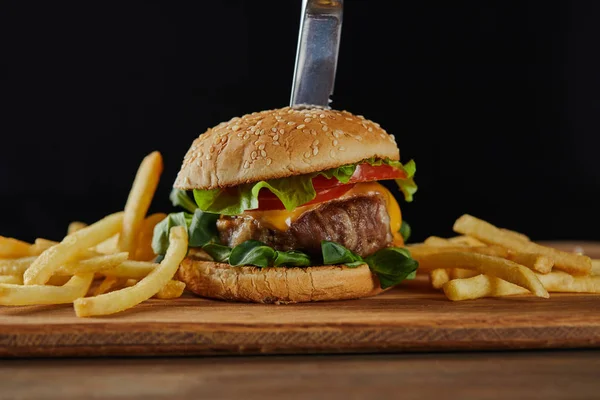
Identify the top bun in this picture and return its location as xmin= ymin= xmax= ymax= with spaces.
xmin=174 ymin=106 xmax=400 ymax=190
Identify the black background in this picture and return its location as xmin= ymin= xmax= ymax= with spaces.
xmin=1 ymin=1 xmax=599 ymax=243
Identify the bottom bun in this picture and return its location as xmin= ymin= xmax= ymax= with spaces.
xmin=177 ymin=255 xmax=386 ymax=304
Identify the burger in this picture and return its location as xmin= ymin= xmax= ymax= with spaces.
xmin=152 ymin=106 xmax=419 ymax=303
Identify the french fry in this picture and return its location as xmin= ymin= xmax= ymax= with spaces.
xmin=0 ymin=236 xmax=34 ymax=258
xmin=23 ymin=212 xmax=124 ymax=285
xmin=95 ymin=234 xmax=119 ymax=254
xmin=30 ymin=239 xmax=60 ymax=256
xmin=93 ymin=276 xmax=125 ymax=296
xmin=54 ymin=253 xmax=129 ymax=276
xmin=453 ymin=214 xmax=591 ymax=275
xmin=46 ymin=276 xmax=71 ymax=286
xmin=154 ymin=280 xmax=186 ymax=299
xmin=99 ymin=260 xmax=158 ymax=279
xmin=0 ymin=257 xmax=37 ymax=276
xmin=67 ymin=221 xmax=88 ymax=235
xmin=591 ymin=260 xmax=600 ymax=276
xmin=134 ymin=213 xmax=167 ymax=261
xmin=118 ymin=151 xmax=163 ymax=257
xmin=0 ymin=275 xmax=23 ymax=285
xmin=447 ymin=235 xmax=486 ymax=246
xmin=0 ymin=273 xmax=94 ymax=306
xmin=507 ymin=252 xmax=553 ymax=274
xmin=537 ymin=271 xmax=600 ymax=293
xmin=74 ymin=226 xmax=188 ymax=317
xmin=443 ymin=274 xmax=528 ymax=301
xmin=449 ymin=268 xmax=479 ymax=280
xmin=429 ymin=269 xmax=450 ymax=289
xmin=416 ymin=251 xmax=549 ymax=298
xmin=423 ymin=236 xmax=454 ymax=247
xmin=409 ymin=245 xmax=509 ymax=266
xmin=500 ymin=228 xmax=530 ymax=243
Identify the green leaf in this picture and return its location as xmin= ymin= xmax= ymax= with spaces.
xmin=319 ymin=164 xmax=357 ymax=184
xmin=365 ymin=247 xmax=419 ymax=289
xmin=321 ymin=241 xmax=365 ymax=267
xmin=151 ymin=212 xmax=191 ymax=255
xmin=188 ymin=209 xmax=219 ymax=248
xmin=273 ymin=250 xmax=312 ymax=267
xmin=169 ymin=188 xmax=198 ymax=213
xmin=399 ymin=220 xmax=411 ymax=242
xmin=393 ymin=159 xmax=417 ymax=203
xmin=229 ymin=240 xmax=277 ymax=267
xmin=192 ymin=157 xmax=417 ymax=215
xmin=202 ymin=243 xmax=231 ymax=263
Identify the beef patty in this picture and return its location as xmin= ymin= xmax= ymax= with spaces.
xmin=216 ymin=194 xmax=393 ymax=258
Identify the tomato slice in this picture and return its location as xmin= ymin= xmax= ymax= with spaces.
xmin=256 ymin=164 xmax=405 ymax=211
xmin=257 ymin=184 xmax=355 ymax=211
xmin=311 ymin=164 xmax=407 ymax=189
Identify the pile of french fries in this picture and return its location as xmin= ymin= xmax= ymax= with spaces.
xmin=410 ymin=214 xmax=600 ymax=301
xmin=0 ymin=151 xmax=188 ymax=317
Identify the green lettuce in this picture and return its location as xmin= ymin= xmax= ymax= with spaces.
xmin=192 ymin=158 xmax=416 ymax=215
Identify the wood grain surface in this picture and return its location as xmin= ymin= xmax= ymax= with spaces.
xmin=2 ymin=351 xmax=599 ymax=400
xmin=1 ymin=241 xmax=599 ymax=358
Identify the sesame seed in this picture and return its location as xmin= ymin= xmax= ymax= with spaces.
xmin=206 ymin=154 xmax=212 ymax=160
xmin=322 ymin=126 xmax=328 ymax=131
xmin=304 ymin=151 xmax=311 ymax=158
xmin=243 ymin=160 xmax=250 ymax=169
xmin=266 ymin=158 xmax=272 ymax=165
xmin=256 ymin=120 xmax=263 ymax=126
xmin=304 ymin=118 xmax=312 ymax=123
xmin=313 ymin=147 xmax=319 ymax=156
xmin=320 ymin=119 xmax=327 ymax=124
xmin=313 ymin=139 xmax=320 ymax=146
xmin=279 ymin=129 xmax=285 ymax=134
xmin=355 ymin=136 xmax=363 ymax=141
xmin=319 ymin=113 xmax=325 ymax=118
xmin=237 ymin=132 xmax=244 ymax=137
xmin=368 ymin=127 xmax=373 ymax=132
xmin=297 ymin=124 xmax=305 ymax=129
xmin=339 ymin=146 xmax=346 ymax=151
xmin=287 ymin=121 xmax=295 ymax=126
xmin=311 ymin=130 xmax=317 ymax=136
xmin=275 ymin=116 xmax=283 ymax=121
xmin=358 ymin=115 xmax=365 ymax=119
xmin=345 ymin=117 xmax=353 ymax=121
xmin=333 ymin=139 xmax=338 ymax=146
xmin=258 ymin=144 xmax=265 ymax=150
xmin=302 ymin=129 xmax=309 ymax=134
xmin=243 ymin=133 xmax=250 ymax=140
xmin=380 ymin=133 xmax=387 ymax=139
xmin=261 ymin=150 xmax=267 ymax=157
xmin=330 ymin=149 xmax=337 ymax=158
xmin=271 ymin=127 xmax=277 ymax=133
xmin=273 ymin=134 xmax=279 ymax=141
xmin=254 ymin=131 xmax=260 ymax=136
xmin=333 ymin=130 xmax=341 ymax=138
xmin=273 ymin=141 xmax=280 ymax=146
xmin=232 ymin=125 xmax=240 ymax=131
xmin=251 ymin=151 xmax=257 ymax=159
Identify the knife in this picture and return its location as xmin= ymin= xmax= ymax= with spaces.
xmin=290 ymin=0 xmax=344 ymax=109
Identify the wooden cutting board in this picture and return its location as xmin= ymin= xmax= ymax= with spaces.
xmin=1 ymin=241 xmax=599 ymax=358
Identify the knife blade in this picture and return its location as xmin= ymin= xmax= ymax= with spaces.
xmin=290 ymin=0 xmax=344 ymax=109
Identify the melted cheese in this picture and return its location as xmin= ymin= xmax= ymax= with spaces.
xmin=245 ymin=182 xmax=403 ymax=238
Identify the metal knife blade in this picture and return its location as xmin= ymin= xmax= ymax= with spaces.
xmin=290 ymin=0 xmax=343 ymax=109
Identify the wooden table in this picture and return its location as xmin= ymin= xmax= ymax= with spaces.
xmin=1 ymin=350 xmax=598 ymax=399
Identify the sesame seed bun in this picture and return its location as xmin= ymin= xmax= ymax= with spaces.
xmin=174 ymin=106 xmax=400 ymax=190
xmin=177 ymin=255 xmax=386 ymax=304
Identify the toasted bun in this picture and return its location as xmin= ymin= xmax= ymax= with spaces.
xmin=177 ymin=256 xmax=385 ymax=304
xmin=174 ymin=106 xmax=400 ymax=190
